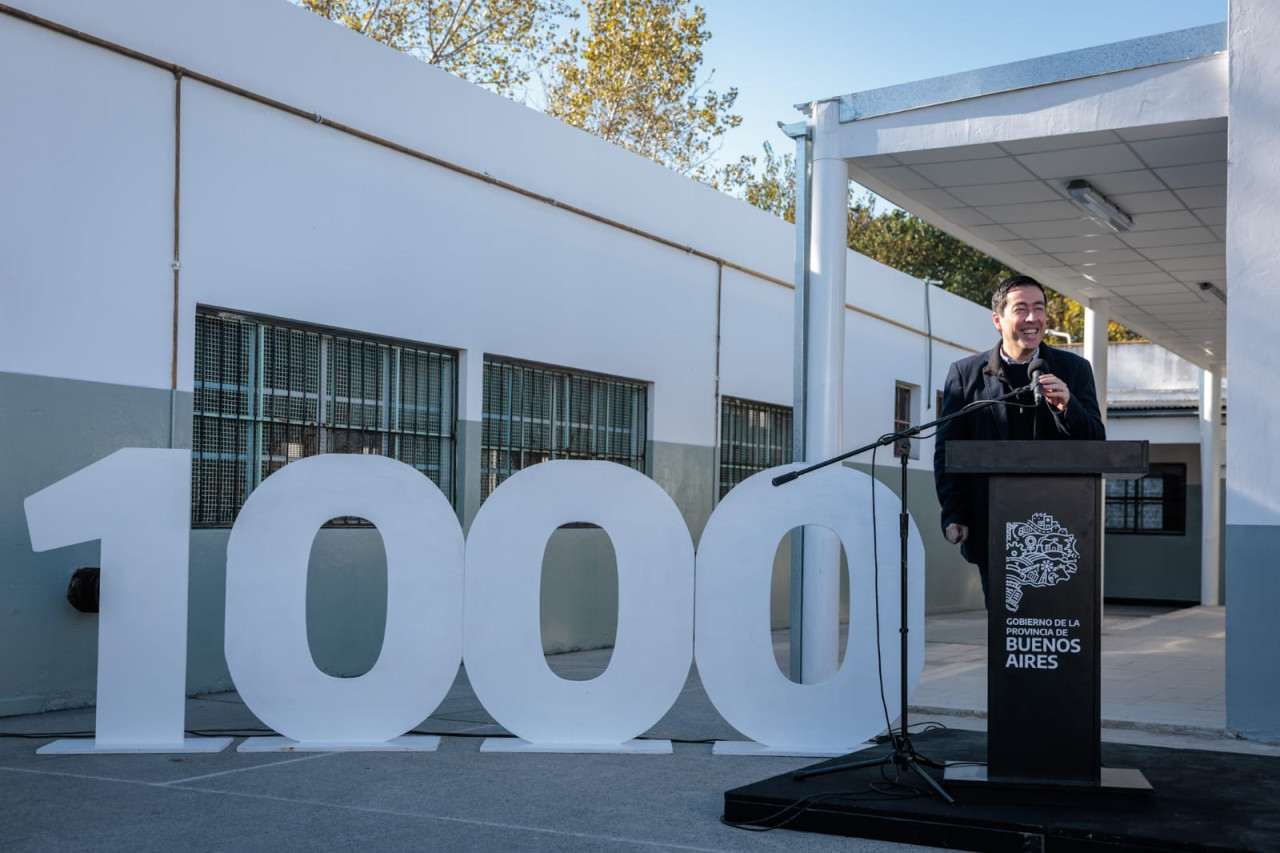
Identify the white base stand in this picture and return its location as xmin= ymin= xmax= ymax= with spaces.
xmin=479 ymin=737 xmax=672 ymax=754
xmin=38 ymin=737 xmax=233 ymax=755
xmin=237 ymin=735 xmax=440 ymax=753
xmin=711 ymin=740 xmax=875 ymax=758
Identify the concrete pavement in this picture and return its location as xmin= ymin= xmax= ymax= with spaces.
xmin=1 ymin=604 xmax=1272 ymax=851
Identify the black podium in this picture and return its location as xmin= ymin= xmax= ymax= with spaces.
xmin=941 ymin=440 xmax=1153 ymax=792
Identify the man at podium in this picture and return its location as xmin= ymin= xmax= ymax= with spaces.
xmin=933 ymin=275 xmax=1106 ymax=600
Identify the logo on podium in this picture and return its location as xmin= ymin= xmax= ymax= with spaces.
xmin=1004 ymin=512 xmax=1080 ymax=612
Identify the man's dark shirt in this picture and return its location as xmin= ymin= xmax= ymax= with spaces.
xmin=933 ymin=342 xmax=1106 ymax=572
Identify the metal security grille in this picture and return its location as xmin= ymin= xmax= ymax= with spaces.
xmin=481 ymin=358 xmax=648 ymax=500
xmin=1105 ymin=462 xmax=1187 ymax=535
xmin=193 ymin=310 xmax=457 ymax=526
xmin=719 ymin=397 xmax=793 ymax=499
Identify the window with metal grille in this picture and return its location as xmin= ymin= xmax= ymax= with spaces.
xmin=719 ymin=397 xmax=793 ymax=499
xmin=1106 ymin=463 xmax=1187 ymax=535
xmin=192 ymin=310 xmax=458 ymax=526
xmin=480 ymin=358 xmax=648 ymax=500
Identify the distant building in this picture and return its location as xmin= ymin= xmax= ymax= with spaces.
xmin=1074 ymin=342 xmax=1226 ymax=603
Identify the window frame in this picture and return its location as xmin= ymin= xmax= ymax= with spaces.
xmin=718 ymin=396 xmax=794 ymax=499
xmin=192 ymin=308 xmax=458 ymax=527
xmin=1105 ymin=462 xmax=1187 ymax=536
xmin=480 ymin=355 xmax=649 ymax=502
xmin=893 ymin=381 xmax=921 ymax=460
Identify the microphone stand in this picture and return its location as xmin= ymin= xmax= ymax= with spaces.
xmin=777 ymin=381 xmax=1038 ymax=804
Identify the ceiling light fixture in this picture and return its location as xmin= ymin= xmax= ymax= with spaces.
xmin=1199 ymin=281 xmax=1227 ymax=304
xmin=1066 ymin=179 xmax=1134 ymax=232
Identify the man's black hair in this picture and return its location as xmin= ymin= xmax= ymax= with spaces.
xmin=990 ymin=275 xmax=1046 ymax=314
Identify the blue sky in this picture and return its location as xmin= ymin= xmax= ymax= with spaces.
xmin=695 ymin=0 xmax=1227 ymax=170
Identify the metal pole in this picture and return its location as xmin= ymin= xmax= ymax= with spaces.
xmin=787 ymin=121 xmax=813 ymax=682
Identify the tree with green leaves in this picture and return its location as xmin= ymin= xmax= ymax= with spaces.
xmin=298 ymin=0 xmax=576 ymax=99
xmin=847 ymin=201 xmax=1013 ymax=307
xmin=542 ymin=0 xmax=741 ymax=178
xmin=717 ymin=140 xmax=795 ymax=220
xmin=299 ymin=0 xmax=739 ymax=178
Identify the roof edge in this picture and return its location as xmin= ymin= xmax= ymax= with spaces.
xmin=795 ymin=22 xmax=1226 ymax=123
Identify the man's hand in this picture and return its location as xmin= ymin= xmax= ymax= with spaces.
xmin=1038 ymin=373 xmax=1071 ymax=413
xmin=945 ymin=523 xmax=968 ymax=546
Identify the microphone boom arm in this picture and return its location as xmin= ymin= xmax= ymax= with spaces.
xmin=772 ymin=380 xmax=1037 ymax=487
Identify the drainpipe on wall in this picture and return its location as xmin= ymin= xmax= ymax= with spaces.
xmin=923 ymin=279 xmax=936 ymax=409
xmin=170 ymin=71 xmax=183 ymax=449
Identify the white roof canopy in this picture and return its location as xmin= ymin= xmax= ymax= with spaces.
xmin=800 ymin=24 xmax=1228 ymax=369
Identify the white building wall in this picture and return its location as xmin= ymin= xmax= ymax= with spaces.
xmin=719 ymin=267 xmax=988 ymax=459
xmin=178 ymin=79 xmax=724 ymax=446
xmin=1104 ymin=416 xmax=1201 ymax=445
xmin=1107 ymin=342 xmax=1206 ymax=392
xmin=0 ymin=0 xmax=998 ymax=709
xmin=3 ymin=0 xmax=995 ymax=450
xmin=0 ymin=18 xmax=175 ymax=389
xmin=717 ymin=268 xmax=793 ymax=404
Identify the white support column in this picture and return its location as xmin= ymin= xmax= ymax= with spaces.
xmin=1227 ymin=0 xmax=1280 ymax=741
xmin=1199 ymin=365 xmax=1224 ymax=606
xmin=1083 ymin=298 xmax=1110 ymax=430
xmin=801 ymin=100 xmax=849 ymax=683
xmin=1083 ymin=298 xmax=1109 ymax=601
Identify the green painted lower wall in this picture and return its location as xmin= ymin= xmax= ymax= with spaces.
xmin=650 ymin=440 xmax=717 ymax=544
xmin=1226 ymin=523 xmax=1280 ymax=742
xmin=456 ymin=419 xmax=483 ymax=531
xmin=0 ymin=375 xmax=729 ymax=710
xmin=1103 ymin=486 xmax=1204 ymax=602
xmin=1102 ymin=443 xmax=1219 ymax=603
xmin=535 ymin=441 xmax=715 ymax=654
xmin=540 ymin=528 xmax=620 ymax=654
xmin=754 ymin=462 xmax=984 ymax=632
xmin=0 ymin=369 xmax=983 ymax=713
xmin=188 ymin=527 xmax=395 ymax=693
xmin=3 ymin=371 xmax=1222 ymax=717
xmin=0 ymin=372 xmax=191 ymax=714
xmin=846 ymin=462 xmax=986 ymax=614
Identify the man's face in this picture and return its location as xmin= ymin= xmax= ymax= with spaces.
xmin=993 ymin=285 xmax=1046 ymax=360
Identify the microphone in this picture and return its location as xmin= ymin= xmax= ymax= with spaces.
xmin=1027 ymin=358 xmax=1048 ymax=407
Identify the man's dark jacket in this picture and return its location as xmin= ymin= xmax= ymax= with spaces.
xmin=933 ymin=342 xmax=1106 ymax=571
